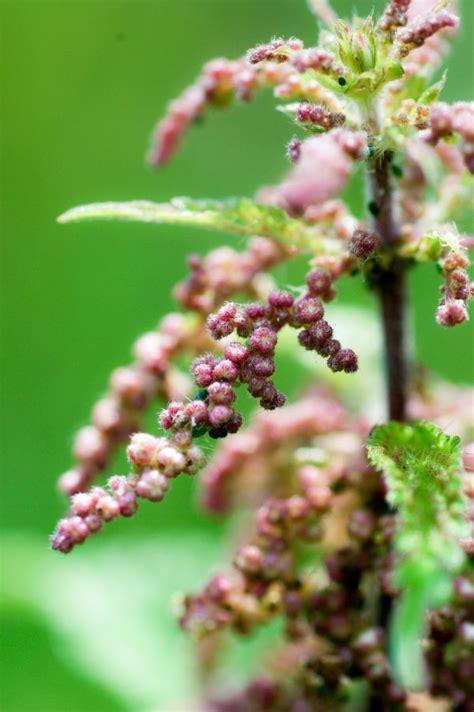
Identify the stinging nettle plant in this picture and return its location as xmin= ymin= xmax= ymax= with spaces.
xmin=51 ymin=0 xmax=474 ymax=709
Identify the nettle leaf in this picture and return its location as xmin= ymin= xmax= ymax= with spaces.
xmin=58 ymin=197 xmax=339 ymax=253
xmin=367 ymin=421 xmax=467 ymax=690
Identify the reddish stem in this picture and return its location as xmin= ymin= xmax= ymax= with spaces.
xmin=368 ymin=152 xmax=408 ymax=422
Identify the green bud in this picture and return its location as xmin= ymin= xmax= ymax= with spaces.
xmin=337 ymin=18 xmax=378 ymax=74
xmin=384 ymin=62 xmax=404 ymax=82
xmin=351 ymin=29 xmax=378 ymax=72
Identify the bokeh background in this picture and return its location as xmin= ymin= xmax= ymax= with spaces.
xmin=1 ymin=1 xmax=473 ymax=710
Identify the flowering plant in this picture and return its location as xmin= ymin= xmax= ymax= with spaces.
xmin=51 ymin=0 xmax=473 ymax=708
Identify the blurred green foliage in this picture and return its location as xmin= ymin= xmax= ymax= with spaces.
xmin=1 ymin=1 xmax=473 ymax=710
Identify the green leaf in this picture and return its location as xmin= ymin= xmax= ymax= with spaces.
xmin=418 ymin=71 xmax=447 ymax=105
xmin=58 ymin=197 xmax=339 ymax=253
xmin=367 ymin=421 xmax=467 ymax=690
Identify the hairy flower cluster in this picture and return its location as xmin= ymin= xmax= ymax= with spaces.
xmin=396 ymin=0 xmax=459 ymax=77
xmin=201 ymin=389 xmax=347 ymax=514
xmin=295 ymin=103 xmax=346 ymax=130
xmin=58 ymin=313 xmax=194 ymax=496
xmin=397 ymin=9 xmax=458 ymax=56
xmin=161 ymin=355 xmax=243 ymax=439
xmin=260 ymin=129 xmax=367 ymax=216
xmin=174 ymin=237 xmax=289 ymax=314
xmin=436 ymin=246 xmax=472 ymax=327
xmin=148 ymin=33 xmax=354 ymax=169
xmin=379 ymin=0 xmax=411 ymax=35
xmin=248 ymin=38 xmax=303 ymax=65
xmin=424 ymin=574 xmax=474 ymax=709
xmin=181 ymin=417 xmax=412 ymax=708
xmin=206 ymin=276 xmax=357 ymax=404
xmin=148 ymin=55 xmax=301 ymax=166
xmin=349 ymin=228 xmax=379 ymax=259
xmin=424 ymin=102 xmax=474 ymax=175
xmin=51 ymin=429 xmax=205 ymax=553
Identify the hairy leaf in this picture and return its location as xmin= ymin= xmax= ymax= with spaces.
xmin=367 ymin=421 xmax=467 ymax=690
xmin=58 ymin=197 xmax=340 ymax=253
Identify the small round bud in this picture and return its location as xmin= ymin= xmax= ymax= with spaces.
xmin=66 ymin=516 xmax=90 ymax=543
xmin=58 ymin=468 xmax=89 ymax=496
xmin=85 ymin=514 xmax=102 ymax=533
xmin=95 ymin=493 xmax=120 ymax=521
xmin=192 ymin=362 xmax=214 ymax=388
xmin=136 ymin=470 xmax=169 ymax=501
xmin=71 ymin=493 xmax=94 ymax=517
xmin=248 ymin=355 xmax=275 ymax=378
xmin=349 ymin=228 xmax=378 ymax=258
xmin=207 ymin=313 xmax=234 ymax=339
xmin=212 ymin=359 xmax=239 ymax=382
xmin=306 ymin=270 xmax=332 ymax=296
xmin=127 ymin=433 xmax=162 ymax=468
xmin=116 ymin=491 xmax=138 ymax=517
xmin=244 ymin=303 xmax=269 ymax=321
xmin=328 ymin=348 xmax=358 ymax=373
xmin=73 ymin=426 xmax=108 ymax=467
xmin=185 ymin=399 xmax=209 ymax=424
xmin=287 ymin=138 xmax=301 ymax=163
xmin=234 ymin=544 xmax=263 ymax=575
xmin=268 ymin=291 xmax=294 ymax=309
xmin=209 ymin=405 xmax=233 ymax=427
xmin=317 ymin=338 xmax=340 ymax=358
xmin=184 ymin=445 xmax=206 ymax=474
xmin=293 ymin=297 xmax=324 ymax=324
xmin=208 ymin=381 xmax=236 ymax=405
xmin=436 ymin=300 xmax=468 ymax=327
xmin=226 ymin=411 xmax=243 ymax=433
xmin=224 ymin=342 xmax=250 ymax=364
xmin=310 ymin=320 xmax=333 ymax=348
xmin=157 ymin=446 xmax=186 ymax=477
xmin=249 ymin=326 xmax=278 ymax=354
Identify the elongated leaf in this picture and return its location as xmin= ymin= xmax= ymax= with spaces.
xmin=57 ymin=197 xmax=341 ymax=253
xmin=367 ymin=421 xmax=467 ymax=690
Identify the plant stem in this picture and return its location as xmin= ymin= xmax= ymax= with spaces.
xmin=367 ymin=152 xmax=408 ymax=710
xmin=368 ymin=152 xmax=408 ymax=423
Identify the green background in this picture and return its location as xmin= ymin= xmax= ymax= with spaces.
xmin=1 ymin=1 xmax=473 ymax=710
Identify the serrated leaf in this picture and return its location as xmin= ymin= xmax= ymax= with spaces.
xmin=367 ymin=421 xmax=467 ymax=690
xmin=57 ymin=197 xmax=341 ymax=253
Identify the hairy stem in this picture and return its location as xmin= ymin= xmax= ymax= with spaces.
xmin=368 ymin=152 xmax=408 ymax=422
xmin=367 ymin=152 xmax=408 ymax=710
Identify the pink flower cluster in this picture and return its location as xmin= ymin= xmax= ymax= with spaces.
xmin=51 ymin=430 xmax=205 ymax=553
xmin=148 ymin=54 xmax=299 ymax=167
xmin=161 ymin=352 xmax=244 ymax=439
xmin=397 ymin=9 xmax=458 ymax=55
xmin=388 ymin=0 xmax=459 ymax=77
xmin=248 ymin=38 xmax=303 ymax=65
xmin=436 ymin=247 xmax=472 ymax=328
xmin=259 ymin=129 xmax=367 ymax=216
xmin=295 ymin=102 xmax=346 ymax=130
xmin=425 ymin=102 xmax=474 ymax=175
xmin=349 ymin=228 xmax=379 ymax=259
xmin=174 ymin=237 xmax=288 ymax=314
xmin=148 ymin=35 xmax=351 ymax=169
xmin=206 ymin=275 xmax=357 ymax=407
xmin=379 ymin=0 xmax=411 ymax=35
xmin=58 ymin=313 xmax=194 ymax=496
xmin=182 ymin=418 xmax=410 ymax=708
xmin=201 ymin=388 xmax=347 ymax=514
